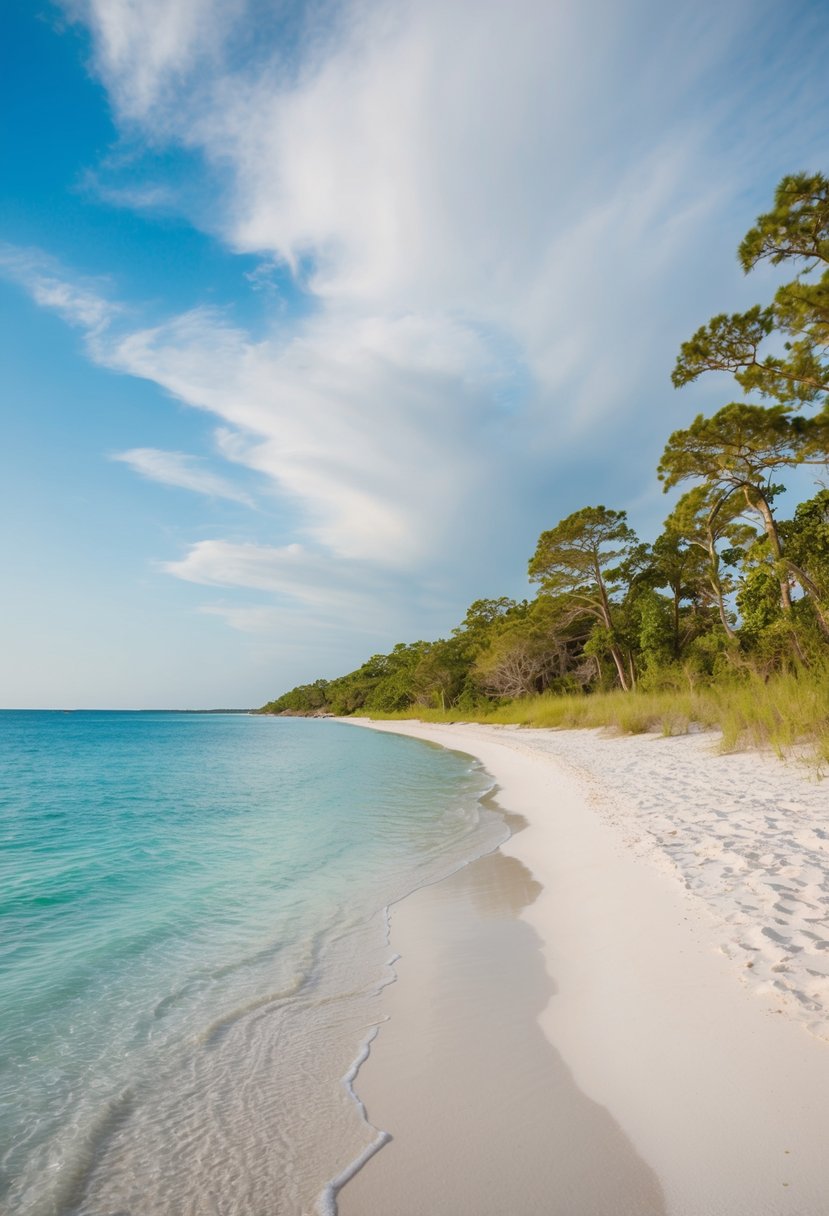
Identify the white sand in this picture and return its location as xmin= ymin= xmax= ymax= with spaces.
xmin=345 ymin=720 xmax=829 ymax=1215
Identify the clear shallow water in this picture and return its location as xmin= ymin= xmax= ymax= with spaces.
xmin=0 ymin=712 xmax=503 ymax=1215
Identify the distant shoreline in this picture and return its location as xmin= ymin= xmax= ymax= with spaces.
xmin=0 ymin=707 xmax=254 ymax=714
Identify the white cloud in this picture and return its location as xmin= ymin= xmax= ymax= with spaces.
xmin=64 ymin=0 xmax=245 ymax=123
xmin=0 ymin=244 xmax=118 ymax=334
xmin=164 ymin=539 xmax=312 ymax=594
xmin=96 ymin=305 xmax=500 ymax=565
xmin=112 ymin=447 xmax=255 ymax=506
xmin=17 ymin=0 xmax=829 ymax=667
xmin=163 ymin=538 xmax=421 ymax=632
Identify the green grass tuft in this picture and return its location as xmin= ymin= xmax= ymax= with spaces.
xmin=369 ymin=669 xmax=829 ymax=771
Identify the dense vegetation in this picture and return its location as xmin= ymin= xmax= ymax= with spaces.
xmin=259 ymin=174 xmax=829 ymax=754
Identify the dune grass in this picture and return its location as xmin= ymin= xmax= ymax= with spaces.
xmin=369 ymin=670 xmax=829 ymax=769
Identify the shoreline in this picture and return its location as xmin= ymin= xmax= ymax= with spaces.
xmin=338 ymin=838 xmax=665 ymax=1216
xmin=338 ymin=718 xmax=829 ymax=1214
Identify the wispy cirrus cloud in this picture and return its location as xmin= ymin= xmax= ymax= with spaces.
xmin=165 ymin=538 xmax=429 ymax=636
xmin=164 ymin=539 xmax=313 ymax=594
xmin=11 ymin=0 xmax=829 ymax=671
xmin=99 ymin=304 xmax=501 ymax=565
xmin=63 ymin=0 xmax=247 ymax=123
xmin=0 ymin=244 xmax=118 ymax=334
xmin=112 ymin=447 xmax=255 ymax=506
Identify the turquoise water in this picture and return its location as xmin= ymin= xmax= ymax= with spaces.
xmin=0 ymin=712 xmax=503 ymax=1215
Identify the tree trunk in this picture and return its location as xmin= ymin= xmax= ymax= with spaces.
xmin=593 ymin=553 xmax=630 ymax=691
xmin=745 ymin=486 xmax=793 ymax=613
xmin=742 ymin=484 xmax=807 ymax=663
xmin=702 ymin=541 xmax=737 ymax=641
xmin=610 ymin=643 xmax=630 ymax=691
xmin=710 ymin=568 xmax=737 ymax=639
xmin=703 ymin=493 xmax=738 ymax=640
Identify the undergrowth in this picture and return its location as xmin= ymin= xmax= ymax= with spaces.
xmin=368 ymin=670 xmax=829 ymax=770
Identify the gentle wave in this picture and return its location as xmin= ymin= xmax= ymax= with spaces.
xmin=318 ymin=1025 xmax=392 ymax=1216
xmin=0 ymin=712 xmax=504 ymax=1215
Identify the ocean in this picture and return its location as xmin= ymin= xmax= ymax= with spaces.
xmin=0 ymin=711 xmax=504 ymax=1215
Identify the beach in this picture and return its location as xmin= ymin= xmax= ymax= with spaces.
xmin=339 ymin=720 xmax=829 ymax=1215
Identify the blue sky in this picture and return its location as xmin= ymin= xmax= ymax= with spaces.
xmin=3 ymin=0 xmax=829 ymax=708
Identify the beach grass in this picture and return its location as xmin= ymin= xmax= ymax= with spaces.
xmin=369 ymin=670 xmax=829 ymax=767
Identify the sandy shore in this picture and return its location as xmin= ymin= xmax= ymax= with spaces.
xmin=338 ymin=720 xmax=829 ymax=1215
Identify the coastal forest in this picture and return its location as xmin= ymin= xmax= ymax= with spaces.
xmin=259 ymin=174 xmax=829 ymax=753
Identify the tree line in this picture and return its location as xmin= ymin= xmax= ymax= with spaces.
xmin=259 ymin=174 xmax=829 ymax=717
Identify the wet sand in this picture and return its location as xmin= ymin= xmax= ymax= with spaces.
xmin=339 ymin=841 xmax=665 ymax=1215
